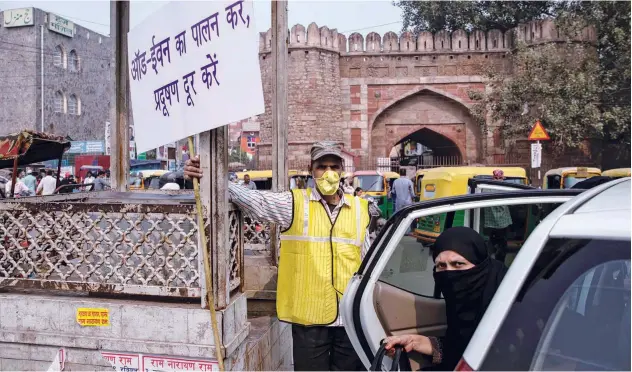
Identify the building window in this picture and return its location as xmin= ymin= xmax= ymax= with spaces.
xmin=246 ymin=135 xmax=256 ymax=149
xmin=54 ymin=91 xmax=66 ymax=113
xmin=68 ymin=94 xmax=81 ymax=115
xmin=69 ymin=50 xmax=79 ymax=72
xmin=54 ymin=45 xmax=66 ymax=68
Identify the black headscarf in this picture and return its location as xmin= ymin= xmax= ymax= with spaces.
xmin=432 ymin=227 xmax=508 ymax=370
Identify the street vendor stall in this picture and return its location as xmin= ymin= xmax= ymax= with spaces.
xmin=0 ymin=130 xmax=70 ymax=197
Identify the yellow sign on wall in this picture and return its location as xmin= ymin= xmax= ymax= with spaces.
xmin=76 ymin=308 xmax=110 ymax=327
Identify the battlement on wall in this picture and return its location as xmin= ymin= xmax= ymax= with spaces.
xmin=259 ymin=19 xmax=596 ymax=54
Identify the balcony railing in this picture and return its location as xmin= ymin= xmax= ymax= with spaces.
xmin=0 ymin=192 xmax=243 ymax=301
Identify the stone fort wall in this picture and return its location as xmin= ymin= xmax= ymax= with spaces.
xmin=254 ymin=19 xmax=596 ymax=169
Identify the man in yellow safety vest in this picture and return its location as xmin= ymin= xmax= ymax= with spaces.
xmin=185 ymin=141 xmax=379 ymax=371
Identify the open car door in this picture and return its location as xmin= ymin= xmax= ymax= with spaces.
xmin=341 ymin=189 xmax=582 ymax=371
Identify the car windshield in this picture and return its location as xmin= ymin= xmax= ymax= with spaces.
xmin=354 ymin=175 xmax=384 ymax=192
xmin=564 ymin=176 xmax=587 ymax=188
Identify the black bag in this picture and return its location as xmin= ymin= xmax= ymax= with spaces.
xmin=370 ymin=340 xmax=413 ymax=371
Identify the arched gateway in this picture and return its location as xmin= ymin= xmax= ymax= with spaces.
xmin=369 ymin=86 xmax=482 ymax=166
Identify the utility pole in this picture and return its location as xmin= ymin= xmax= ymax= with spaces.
xmin=110 ymin=1 xmax=130 ymax=191
xmin=270 ymin=1 xmax=288 ymax=264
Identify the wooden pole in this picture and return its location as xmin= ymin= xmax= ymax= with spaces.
xmin=270 ymin=0 xmax=288 ymax=264
xmin=110 ymin=0 xmax=130 ymax=192
xmin=55 ymin=154 xmax=63 ymax=189
xmin=188 ymin=136 xmax=225 ymax=371
xmin=10 ymin=157 xmax=18 ymax=198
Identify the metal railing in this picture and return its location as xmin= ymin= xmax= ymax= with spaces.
xmin=0 ymin=192 xmax=244 ymax=299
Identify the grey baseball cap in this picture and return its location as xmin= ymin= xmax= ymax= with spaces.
xmin=310 ymin=141 xmax=343 ymax=161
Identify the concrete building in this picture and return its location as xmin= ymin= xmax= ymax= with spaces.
xmin=229 ymin=117 xmax=261 ymax=156
xmin=0 ymin=7 xmax=113 ymax=141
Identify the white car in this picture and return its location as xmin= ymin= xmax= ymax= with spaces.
xmin=341 ymin=178 xmax=630 ymax=371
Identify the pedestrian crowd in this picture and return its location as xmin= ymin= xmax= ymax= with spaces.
xmin=1 ymin=168 xmax=111 ymax=198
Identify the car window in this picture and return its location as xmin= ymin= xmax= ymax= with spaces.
xmin=378 ymin=202 xmax=564 ymax=298
xmin=480 ymin=239 xmax=630 ymax=371
xmin=480 ymin=203 xmax=562 ymax=266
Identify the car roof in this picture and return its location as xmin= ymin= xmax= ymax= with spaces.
xmin=573 ymin=178 xmax=630 ymax=214
xmin=549 ymin=178 xmax=631 ymax=240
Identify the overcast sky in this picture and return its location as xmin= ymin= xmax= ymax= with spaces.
xmin=0 ymin=1 xmax=403 ymax=37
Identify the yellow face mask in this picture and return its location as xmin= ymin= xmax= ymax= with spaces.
xmin=315 ymin=170 xmax=340 ymax=196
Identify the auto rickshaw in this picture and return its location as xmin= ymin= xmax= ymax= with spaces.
xmin=543 ymin=167 xmax=601 ymax=189
xmin=414 ymin=169 xmax=434 ymax=202
xmin=235 ymin=170 xmax=272 ymax=190
xmin=414 ymin=166 xmax=528 ymax=243
xmin=602 ymin=168 xmax=631 ymax=179
xmin=129 ymin=170 xmax=169 ymax=190
xmin=289 ymin=170 xmax=313 ymax=190
xmin=353 ymin=170 xmax=400 ymax=219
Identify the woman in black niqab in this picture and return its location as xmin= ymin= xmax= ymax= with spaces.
xmin=384 ymin=227 xmax=508 ymax=371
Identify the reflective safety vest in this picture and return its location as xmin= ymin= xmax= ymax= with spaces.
xmin=277 ymin=188 xmax=370 ymax=325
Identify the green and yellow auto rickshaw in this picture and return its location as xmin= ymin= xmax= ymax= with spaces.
xmin=353 ymin=170 xmax=399 ymax=219
xmin=414 ymin=166 xmax=529 ymax=243
xmin=602 ymin=168 xmax=630 ymax=179
xmin=543 ymin=167 xmax=601 ymax=189
xmin=129 ymin=170 xmax=169 ymax=190
xmin=414 ymin=169 xmax=433 ymax=202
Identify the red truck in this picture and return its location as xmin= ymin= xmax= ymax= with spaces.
xmin=74 ymin=155 xmax=110 ymax=180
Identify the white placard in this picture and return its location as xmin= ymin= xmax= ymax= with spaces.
xmin=130 ymin=141 xmax=137 ymax=160
xmin=127 ymin=0 xmax=264 ymax=154
xmin=3 ymin=8 xmax=34 ymax=28
xmin=531 ymin=142 xmax=542 ymax=168
xmin=48 ymin=13 xmax=74 ymax=37
xmin=104 ymin=121 xmax=111 ymax=155
xmin=156 ymin=145 xmax=168 ymax=161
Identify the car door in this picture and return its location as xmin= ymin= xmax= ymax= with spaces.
xmin=341 ymin=189 xmax=582 ymax=371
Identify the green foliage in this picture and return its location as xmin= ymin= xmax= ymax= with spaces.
xmin=397 ymin=0 xmax=630 ymax=154
xmin=229 ymin=146 xmax=250 ymax=164
xmin=395 ymin=1 xmax=558 ymax=33
xmin=473 ymin=42 xmax=602 ymax=149
xmin=559 ymin=1 xmax=631 ymax=147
